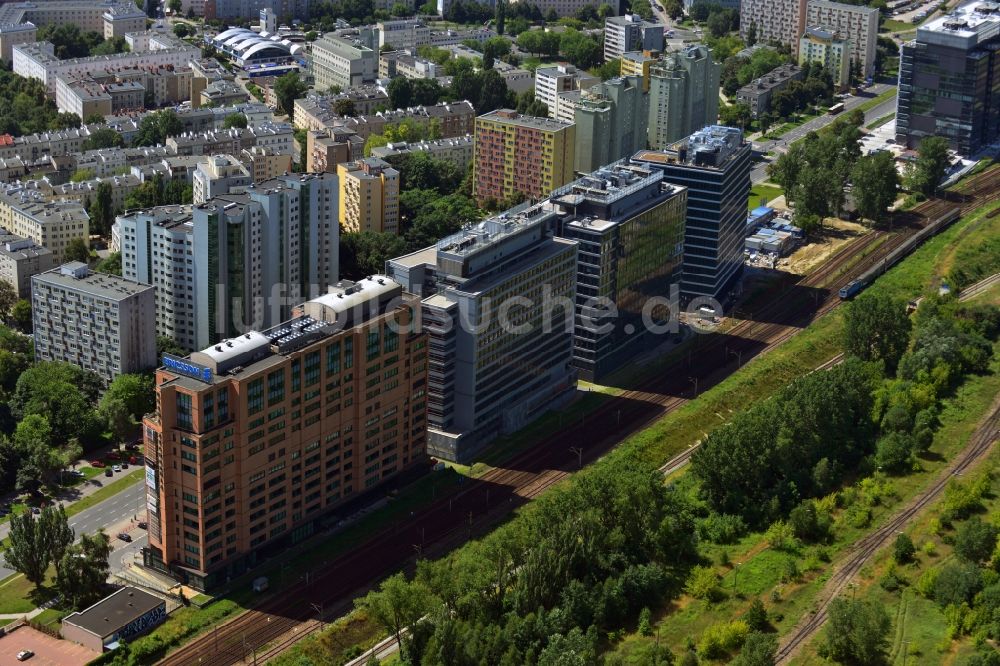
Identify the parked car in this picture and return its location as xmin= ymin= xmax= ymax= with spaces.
xmin=121 ymin=462 xmax=129 ymax=469
xmin=113 ymin=465 xmax=122 ymax=473
xmin=105 ymin=468 xmax=113 ymax=477
xmin=30 ymin=507 xmax=40 ymax=514
xmin=16 ymin=650 xmax=33 ymax=661
xmin=90 ymin=460 xmax=104 ymax=468
xmin=129 ymin=456 xmax=139 ymax=464
xmin=117 ymin=532 xmax=132 ymax=542
xmin=138 ymin=521 xmax=148 ymax=529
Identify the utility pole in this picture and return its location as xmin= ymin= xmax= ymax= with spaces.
xmin=569 ymin=446 xmax=583 ymax=469
xmin=688 ymin=376 xmax=698 ymax=397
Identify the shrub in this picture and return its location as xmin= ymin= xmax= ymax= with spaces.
xmin=894 ymin=533 xmax=916 ymax=564
xmin=686 ymin=566 xmax=723 ymax=602
xmin=765 ymin=520 xmax=798 ymax=552
xmin=697 ymin=513 xmax=748 ymax=544
xmin=697 ymin=620 xmax=749 ymax=660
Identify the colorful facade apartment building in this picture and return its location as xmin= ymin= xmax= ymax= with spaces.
xmin=142 ymin=276 xmax=428 ymax=590
xmin=472 ymin=109 xmax=575 ymax=206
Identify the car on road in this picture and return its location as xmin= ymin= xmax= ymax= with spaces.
xmin=118 ymin=532 xmax=132 ymax=542
xmin=16 ymin=650 xmax=33 ymax=661
xmin=113 ymin=465 xmax=122 ymax=472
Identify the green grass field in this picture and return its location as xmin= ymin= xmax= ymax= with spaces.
xmin=858 ymin=88 xmax=898 ymax=114
xmin=748 ymin=184 xmax=783 ymax=210
xmin=866 ymin=112 xmax=895 ymax=130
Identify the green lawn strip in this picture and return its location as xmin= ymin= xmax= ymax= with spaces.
xmin=32 ymin=607 xmax=67 ymax=627
xmin=881 ymin=19 xmax=918 ymax=33
xmin=748 ymin=184 xmax=783 ymax=210
xmin=857 ymin=88 xmax=898 ymax=114
xmin=266 ymin=610 xmax=384 ymax=666
xmin=0 ymin=573 xmax=40 ymax=615
xmin=866 ymin=112 xmax=895 ymax=130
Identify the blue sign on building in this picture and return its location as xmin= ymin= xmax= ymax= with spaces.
xmin=162 ymin=354 xmax=213 ymax=383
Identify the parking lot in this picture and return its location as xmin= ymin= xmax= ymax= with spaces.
xmin=0 ymin=626 xmax=100 ymax=666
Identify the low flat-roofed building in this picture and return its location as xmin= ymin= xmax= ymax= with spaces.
xmin=61 ymin=587 xmax=166 ymax=653
xmin=0 ymin=231 xmax=54 ymax=297
xmin=370 ymin=134 xmax=474 ymax=171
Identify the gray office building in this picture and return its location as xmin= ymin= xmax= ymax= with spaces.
xmin=31 ymin=262 xmax=156 ymax=382
xmin=548 ymin=162 xmax=687 ymax=380
xmin=632 ymin=125 xmax=751 ymax=303
xmin=574 ymin=75 xmax=649 ymax=173
xmin=896 ymin=1 xmax=1000 ymax=155
xmin=386 ymin=206 xmax=578 ymax=462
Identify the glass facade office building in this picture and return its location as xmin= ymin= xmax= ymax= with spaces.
xmin=896 ymin=2 xmax=1000 ymax=155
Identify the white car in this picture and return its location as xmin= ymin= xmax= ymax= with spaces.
xmin=17 ymin=650 xmax=34 ymax=661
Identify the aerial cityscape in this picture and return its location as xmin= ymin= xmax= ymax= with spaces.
xmin=0 ymin=0 xmax=995 ymax=663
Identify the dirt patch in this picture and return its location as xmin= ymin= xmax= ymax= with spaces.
xmin=0 ymin=625 xmax=100 ymax=666
xmin=779 ymin=217 xmax=870 ymax=275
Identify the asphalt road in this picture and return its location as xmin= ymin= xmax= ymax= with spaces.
xmin=750 ymin=86 xmax=898 ymax=185
xmin=0 ymin=478 xmax=145 ymax=580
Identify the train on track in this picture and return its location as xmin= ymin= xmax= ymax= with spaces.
xmin=839 ymin=207 xmax=962 ymax=299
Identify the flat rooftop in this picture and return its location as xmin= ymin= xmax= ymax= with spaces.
xmin=476 ymin=109 xmax=573 ymax=132
xmin=918 ymin=0 xmax=1000 ymax=48
xmin=34 ymin=262 xmax=151 ymax=300
xmin=62 ymin=587 xmax=163 ymax=638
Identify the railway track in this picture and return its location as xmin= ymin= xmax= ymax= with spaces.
xmin=158 ymin=167 xmax=1000 ymax=666
xmin=775 ymin=396 xmax=1000 ymax=664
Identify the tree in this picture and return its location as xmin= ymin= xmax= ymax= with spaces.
xmin=495 ymin=0 xmax=506 ymax=34
xmin=843 ymin=292 xmax=912 ymax=370
xmin=955 ymin=517 xmax=999 ymax=564
xmin=56 ymin=531 xmax=112 ymax=610
xmin=388 ymin=76 xmax=414 ymax=110
xmin=875 ymin=431 xmax=914 ymax=472
xmin=12 ymin=361 xmax=101 ymax=444
xmin=99 ymin=373 xmax=154 ymax=444
xmin=823 ymin=598 xmax=891 ymax=664
xmin=559 ymin=29 xmax=601 ymax=69
xmin=133 ymin=110 xmax=184 ymax=147
xmin=63 ymin=238 xmax=90 ymax=263
xmin=685 ymin=566 xmax=722 ymax=602
xmin=274 ymin=71 xmax=308 ymax=116
xmin=356 ymin=573 xmax=430 ymax=650
xmin=168 ymin=0 xmax=182 ymax=12
xmin=222 ymin=112 xmax=248 ymax=129
xmin=905 ymin=136 xmax=949 ymax=197
xmin=333 ymin=98 xmax=357 ymax=116
xmin=743 ymin=598 xmax=769 ymax=632
xmin=10 ymin=300 xmax=30 ymax=333
xmin=173 ymin=23 xmax=190 ymax=38
xmin=732 ymin=632 xmax=777 ymax=666
xmin=86 ymin=181 xmax=115 ymax=237
xmin=157 ymin=335 xmax=187 ymax=357
xmin=81 ymin=128 xmax=124 ymax=151
xmin=6 ymin=505 xmax=74 ymax=587
xmin=851 ymin=151 xmax=899 ymax=224
xmin=746 ymin=20 xmax=758 ymax=46
xmin=0 ymin=281 xmax=16 ymax=320
xmin=893 ymin=533 xmax=915 ymax=564
xmin=934 ymin=561 xmax=982 ymax=607
xmin=95 ymin=251 xmax=122 ymax=276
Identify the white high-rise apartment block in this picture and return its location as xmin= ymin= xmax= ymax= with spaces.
xmin=799 ymin=26 xmax=851 ymax=89
xmin=31 ymin=262 xmax=156 ymax=383
xmin=119 ymin=173 xmax=340 ymax=351
xmin=535 ymin=64 xmax=599 ymax=121
xmin=740 ymin=0 xmax=808 ymax=48
xmin=805 ymin=0 xmax=879 ymax=77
